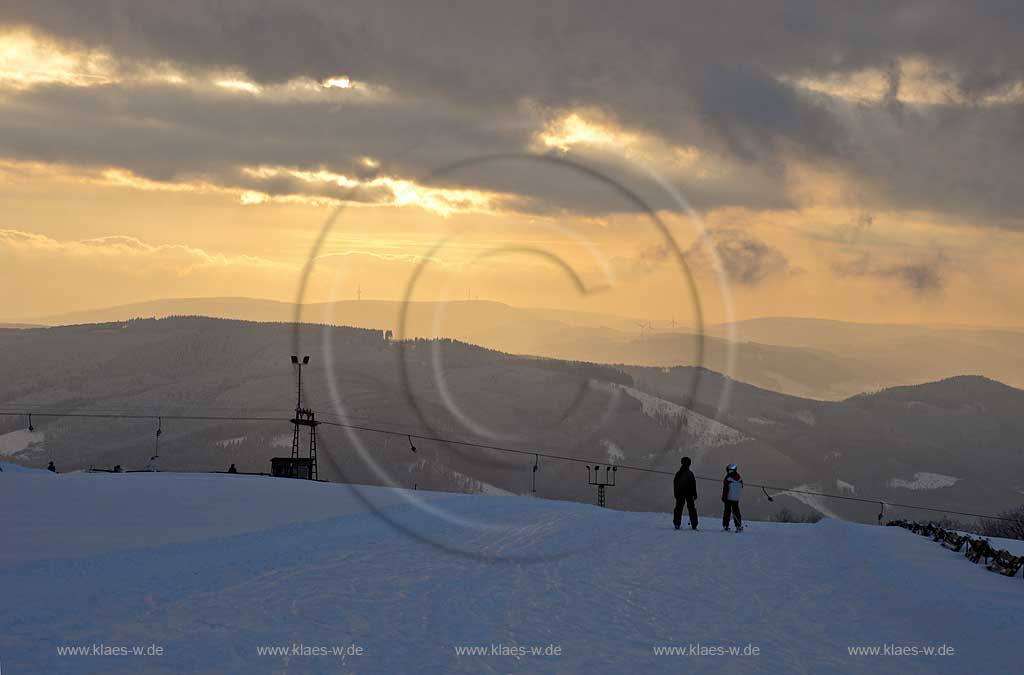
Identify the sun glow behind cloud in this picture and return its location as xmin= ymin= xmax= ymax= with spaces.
xmin=0 ymin=30 xmax=383 ymax=102
xmin=0 ymin=29 xmax=115 ymax=88
xmin=537 ymin=112 xmax=639 ymax=152
xmin=536 ymin=110 xmax=709 ymax=178
xmin=323 ymin=76 xmax=353 ymax=89
xmin=3 ymin=153 xmax=499 ymax=223
xmin=214 ymin=78 xmax=262 ymax=94
xmin=240 ymin=165 xmax=498 ymax=215
xmin=212 ymin=73 xmax=376 ymax=98
xmin=786 ymin=57 xmax=1024 ymax=105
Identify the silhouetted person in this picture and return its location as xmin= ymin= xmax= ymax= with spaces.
xmin=673 ymin=456 xmax=699 ymax=530
xmin=47 ymin=460 xmax=56 ymax=473
xmin=227 ymin=463 xmax=238 ymax=474
xmin=722 ymin=463 xmax=743 ymax=532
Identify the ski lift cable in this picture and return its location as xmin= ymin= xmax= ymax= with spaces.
xmin=0 ymin=408 xmax=1019 ymax=523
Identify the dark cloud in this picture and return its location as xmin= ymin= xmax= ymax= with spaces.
xmin=687 ymin=228 xmax=794 ymax=286
xmin=805 ymin=213 xmax=876 ymax=246
xmin=691 ymin=64 xmax=844 ymax=165
xmin=832 ymin=251 xmax=949 ymax=294
xmin=0 ymin=81 xmax=790 ymax=214
xmin=885 ymin=260 xmax=947 ymax=293
xmin=1 ymin=2 xmax=1024 ymax=221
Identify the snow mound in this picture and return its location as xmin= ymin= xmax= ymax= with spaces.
xmin=0 ymin=460 xmax=52 ymax=473
xmin=0 ymin=428 xmax=45 ymax=456
xmin=0 ymin=470 xmax=1017 ymax=674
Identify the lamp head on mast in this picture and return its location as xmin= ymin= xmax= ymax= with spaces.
xmin=290 ymin=355 xmax=311 ymax=409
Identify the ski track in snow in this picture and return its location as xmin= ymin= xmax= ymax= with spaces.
xmin=836 ymin=479 xmax=856 ymax=495
xmin=598 ymin=383 xmax=751 ymax=452
xmin=0 ymin=469 xmax=1019 ymax=674
xmin=747 ymin=416 xmax=777 ymax=425
xmin=215 ymin=436 xmax=247 ymax=448
xmin=889 ymin=472 xmax=961 ymax=490
xmin=794 ymin=410 xmax=816 ymax=426
xmin=433 ymin=464 xmax=515 ymax=497
xmin=770 ymin=483 xmax=845 ymax=521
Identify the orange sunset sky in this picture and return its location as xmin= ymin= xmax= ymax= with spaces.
xmin=2 ymin=3 xmax=1023 ymax=327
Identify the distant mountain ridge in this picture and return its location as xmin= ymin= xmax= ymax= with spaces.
xmin=21 ymin=296 xmax=1024 ymax=400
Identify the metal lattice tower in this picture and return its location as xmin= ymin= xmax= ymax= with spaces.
xmin=309 ymin=411 xmax=318 ymax=481
xmin=290 ymin=407 xmax=320 ymax=480
xmin=290 ymin=416 xmax=301 ymax=460
xmin=289 ymin=355 xmax=318 ymax=479
xmin=586 ymin=464 xmax=617 ymax=508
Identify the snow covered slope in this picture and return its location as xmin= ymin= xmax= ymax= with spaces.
xmin=1 ymin=468 xmax=1019 ymax=674
xmin=596 ymin=381 xmax=751 ymax=449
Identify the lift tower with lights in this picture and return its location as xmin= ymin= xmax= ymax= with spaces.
xmin=289 ymin=355 xmax=319 ymax=480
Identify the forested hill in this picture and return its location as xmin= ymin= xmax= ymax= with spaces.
xmin=1 ymin=317 xmax=1021 ymax=523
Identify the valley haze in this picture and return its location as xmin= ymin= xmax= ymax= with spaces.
xmin=19 ymin=296 xmax=1024 ymax=400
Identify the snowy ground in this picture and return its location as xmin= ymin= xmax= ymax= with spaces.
xmin=0 ymin=428 xmax=45 ymax=456
xmin=1 ymin=466 xmax=1020 ymax=674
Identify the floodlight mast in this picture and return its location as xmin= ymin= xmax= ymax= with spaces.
xmin=291 ymin=355 xmax=310 ymax=409
xmin=288 ymin=354 xmax=318 ymax=479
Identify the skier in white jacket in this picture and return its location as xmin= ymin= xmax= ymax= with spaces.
xmin=721 ymin=464 xmax=744 ymax=531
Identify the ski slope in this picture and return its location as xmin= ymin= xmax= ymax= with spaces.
xmin=0 ymin=466 xmax=1019 ymax=674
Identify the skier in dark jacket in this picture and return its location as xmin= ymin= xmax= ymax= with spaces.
xmin=722 ymin=463 xmax=743 ymax=531
xmin=673 ymin=457 xmax=699 ymax=530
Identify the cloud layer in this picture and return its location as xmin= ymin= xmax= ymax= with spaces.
xmin=1 ymin=2 xmax=1023 ymax=223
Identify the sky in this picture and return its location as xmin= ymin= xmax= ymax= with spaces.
xmin=1 ymin=1 xmax=1023 ymax=327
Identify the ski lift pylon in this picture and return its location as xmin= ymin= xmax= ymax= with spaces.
xmin=153 ymin=416 xmax=162 ymax=458
xmin=532 ymin=453 xmax=539 ymax=493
